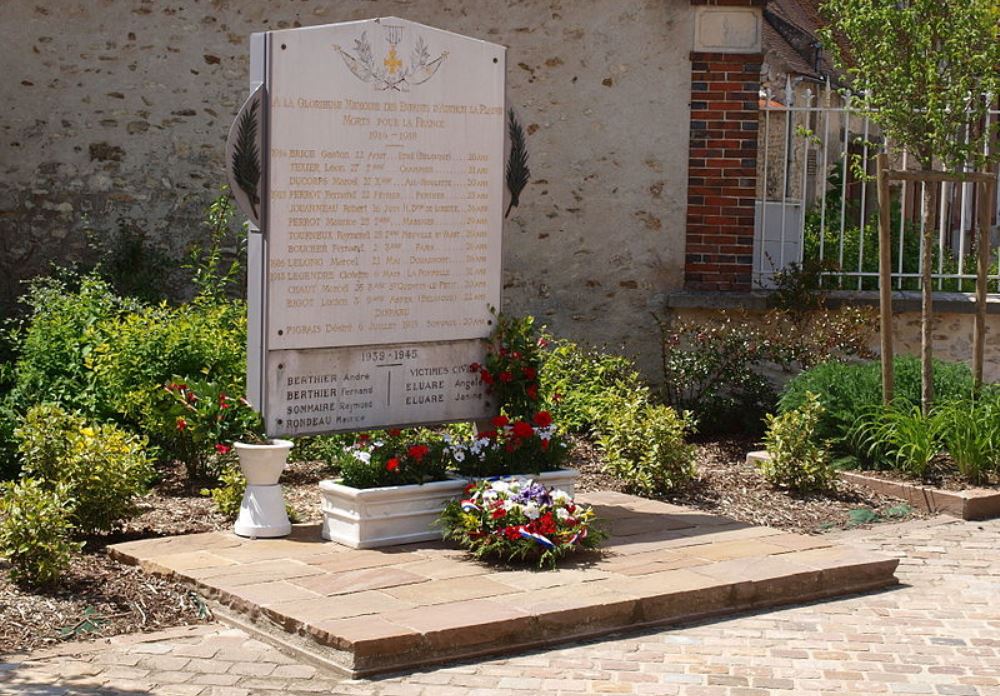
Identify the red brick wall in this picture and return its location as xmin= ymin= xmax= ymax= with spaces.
xmin=684 ymin=49 xmax=762 ymax=291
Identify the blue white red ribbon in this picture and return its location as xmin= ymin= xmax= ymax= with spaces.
xmin=460 ymin=499 xmax=481 ymax=512
xmin=518 ymin=527 xmax=556 ymax=549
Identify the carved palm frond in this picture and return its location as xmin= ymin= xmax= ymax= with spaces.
xmin=505 ymin=108 xmax=530 ymax=218
xmin=231 ymin=98 xmax=261 ymax=219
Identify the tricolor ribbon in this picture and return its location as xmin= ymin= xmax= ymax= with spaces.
xmin=460 ymin=499 xmax=481 ymax=512
xmin=518 ymin=527 xmax=556 ymax=549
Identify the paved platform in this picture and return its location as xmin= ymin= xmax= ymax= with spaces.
xmin=109 ymin=491 xmax=899 ymax=677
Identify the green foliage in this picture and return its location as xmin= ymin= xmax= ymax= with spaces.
xmin=10 ymin=273 xmax=137 ymax=419
xmin=849 ymin=405 xmax=940 ymax=478
xmin=88 ymin=217 xmax=173 ymax=304
xmin=90 ymin=299 xmax=247 ymax=465
xmin=0 ymin=478 xmax=81 ymax=586
xmin=185 ymin=189 xmax=247 ymax=306
xmin=820 ymin=0 xmax=1000 ymax=171
xmin=847 ymin=507 xmax=879 ymax=527
xmin=761 ymin=392 xmax=836 ymax=492
xmin=201 ymin=463 xmax=246 ymax=519
xmin=597 ymin=396 xmax=696 ymax=496
xmin=290 ymin=433 xmax=354 ymax=464
xmin=779 ymin=356 xmax=974 ymax=455
xmin=539 ymin=336 xmax=649 ymax=434
xmin=162 ymin=378 xmax=263 ymax=479
xmin=933 ymin=393 xmax=1000 ymax=485
xmin=16 ymin=404 xmax=154 ymax=532
xmin=335 ymin=430 xmax=450 ymax=489
xmin=658 ymin=308 xmax=876 ymax=434
xmin=479 ymin=312 xmax=544 ymax=420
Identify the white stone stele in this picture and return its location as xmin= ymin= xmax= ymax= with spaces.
xmin=234 ymin=439 xmax=294 ymax=539
xmin=319 ymin=469 xmax=580 ymax=549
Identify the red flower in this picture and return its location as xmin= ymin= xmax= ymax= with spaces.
xmin=541 ymin=439 xmax=550 ymax=451
xmin=386 ymin=457 xmax=400 ymax=472
xmin=464 ymin=482 xmax=475 ymax=494
xmin=477 ymin=429 xmax=497 ymax=440
xmin=480 ymin=369 xmax=494 ymax=384
xmin=552 ymin=392 xmax=563 ymax=403
xmin=491 ymin=415 xmax=510 ymax=429
xmin=512 ymin=351 xmax=522 ymax=360
xmin=499 ymin=371 xmax=514 ymax=383
xmin=215 ymin=443 xmax=232 ymax=455
xmin=175 ymin=417 xmax=188 ymax=431
xmin=387 ymin=428 xmax=402 ymax=437
xmin=491 ymin=508 xmax=507 ymax=520
xmin=522 ymin=366 xmax=537 ymax=380
xmin=503 ymin=525 xmax=521 ymax=540
xmin=526 ymin=384 xmax=539 ymax=401
xmin=512 ymin=421 xmax=534 ymax=439
xmin=407 ymin=444 xmax=430 ymax=462
xmin=533 ymin=411 xmax=553 ymax=428
xmin=356 ymin=433 xmax=370 ymax=444
xmin=469 ymin=362 xmax=481 ymax=373
xmin=537 ymin=337 xmax=550 ymax=348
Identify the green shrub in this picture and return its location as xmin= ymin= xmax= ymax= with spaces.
xmin=0 ymin=478 xmax=81 ymax=586
xmin=597 ymin=396 xmax=696 ymax=496
xmin=933 ymin=395 xmax=1000 ymax=485
xmin=849 ymin=405 xmax=940 ymax=478
xmin=91 ymin=299 xmax=247 ymax=463
xmin=11 ymin=273 xmax=136 ymax=419
xmin=16 ymin=404 xmax=154 ymax=532
xmin=201 ymin=463 xmax=246 ymax=519
xmin=540 ymin=336 xmax=649 ymax=434
xmin=761 ymin=392 xmax=835 ymax=491
xmin=779 ymin=356 xmax=974 ymax=455
xmin=479 ymin=313 xmax=544 ymax=420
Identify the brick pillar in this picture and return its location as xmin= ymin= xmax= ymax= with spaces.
xmin=685 ymin=2 xmax=764 ymax=292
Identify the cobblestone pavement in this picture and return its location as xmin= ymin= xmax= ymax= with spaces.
xmin=2 ymin=515 xmax=997 ymax=695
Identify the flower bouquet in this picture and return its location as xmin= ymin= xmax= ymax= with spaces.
xmin=335 ymin=429 xmax=449 ymax=489
xmin=438 ymin=477 xmax=605 ymax=568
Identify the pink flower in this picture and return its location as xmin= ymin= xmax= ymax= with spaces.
xmin=215 ymin=443 xmax=232 ymax=455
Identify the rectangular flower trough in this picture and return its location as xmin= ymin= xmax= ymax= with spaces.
xmin=319 ymin=469 xmax=579 ymax=549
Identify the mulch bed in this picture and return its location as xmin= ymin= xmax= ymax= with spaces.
xmin=2 ymin=437 xmax=919 ymax=655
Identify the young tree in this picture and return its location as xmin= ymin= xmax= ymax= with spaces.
xmin=819 ymin=0 xmax=1000 ymax=413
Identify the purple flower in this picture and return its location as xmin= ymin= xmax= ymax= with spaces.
xmin=513 ymin=483 xmax=552 ymax=506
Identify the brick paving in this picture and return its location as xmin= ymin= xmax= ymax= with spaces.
xmin=2 ymin=515 xmax=997 ymax=695
xmin=106 ymin=491 xmax=898 ymax=675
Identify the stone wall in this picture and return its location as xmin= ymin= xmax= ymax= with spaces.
xmin=0 ymin=0 xmax=696 ymax=379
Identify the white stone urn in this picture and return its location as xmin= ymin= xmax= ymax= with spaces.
xmin=233 ymin=438 xmax=293 ymax=538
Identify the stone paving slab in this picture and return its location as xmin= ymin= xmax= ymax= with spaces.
xmin=109 ymin=491 xmax=899 ymax=677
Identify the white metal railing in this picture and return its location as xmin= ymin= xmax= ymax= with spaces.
xmin=755 ymin=78 xmax=1000 ymax=292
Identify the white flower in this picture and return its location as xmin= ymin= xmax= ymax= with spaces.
xmin=453 ymin=449 xmax=466 ymax=462
xmin=551 ymin=489 xmax=571 ymax=504
xmin=443 ymin=433 xmax=452 ymax=444
xmin=523 ymin=502 xmax=541 ymax=520
xmin=556 ymin=508 xmax=571 ymax=520
xmin=351 ymin=450 xmax=371 ymax=464
xmin=491 ymin=480 xmax=511 ymax=494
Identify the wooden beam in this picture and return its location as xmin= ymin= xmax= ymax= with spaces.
xmin=877 ymin=154 xmax=894 ymax=405
xmin=973 ymin=175 xmax=996 ymax=391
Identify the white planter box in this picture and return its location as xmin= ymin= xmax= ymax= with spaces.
xmin=319 ymin=469 xmax=580 ymax=549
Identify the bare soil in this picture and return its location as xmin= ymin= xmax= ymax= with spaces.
xmin=854 ymin=461 xmax=1000 ymax=491
xmin=2 ymin=439 xmax=918 ymax=655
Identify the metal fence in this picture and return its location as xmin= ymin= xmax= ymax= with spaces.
xmin=754 ymin=79 xmax=1000 ymax=293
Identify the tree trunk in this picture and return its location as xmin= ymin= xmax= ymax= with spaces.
xmin=920 ymin=182 xmax=937 ymax=416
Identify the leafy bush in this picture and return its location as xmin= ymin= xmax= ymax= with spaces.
xmin=478 ymin=313 xmax=543 ymax=420
xmin=162 ymin=378 xmax=263 ymax=479
xmin=91 ymin=299 xmax=247 ymax=463
xmin=0 ymin=478 xmax=81 ymax=586
xmin=539 ymin=336 xmax=649 ymax=433
xmin=10 ymin=273 xmax=136 ymax=419
xmin=201 ymin=463 xmax=246 ymax=519
xmin=16 ymin=404 xmax=154 ymax=532
xmin=779 ymin=356 xmax=974 ymax=455
xmin=761 ymin=392 xmax=835 ymax=491
xmin=658 ymin=307 xmax=877 ymax=435
xmin=597 ymin=396 xmax=696 ymax=496
xmin=933 ymin=395 xmax=1000 ymax=485
xmin=849 ymin=405 xmax=940 ymax=478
